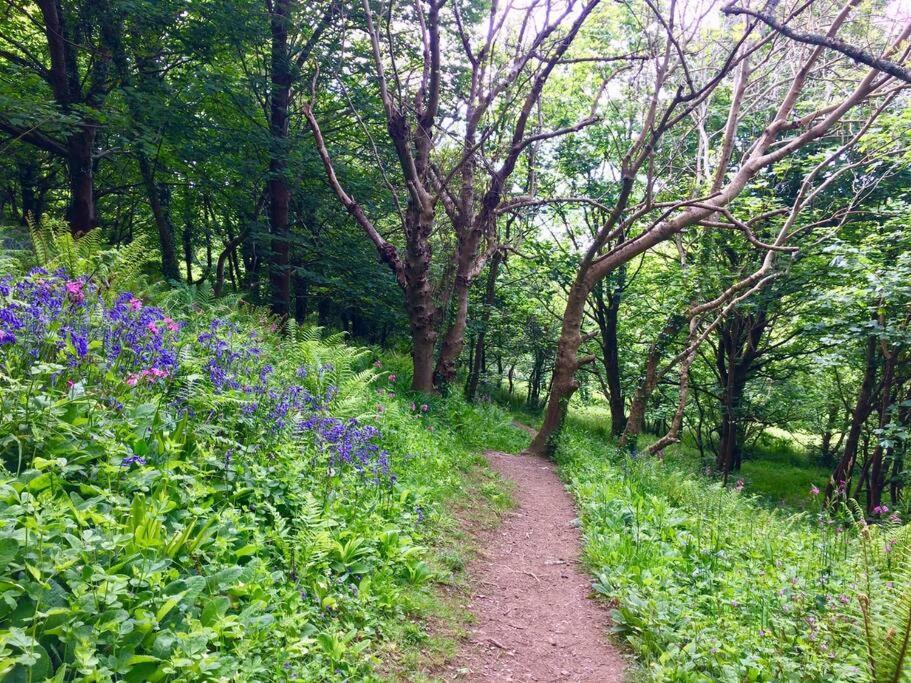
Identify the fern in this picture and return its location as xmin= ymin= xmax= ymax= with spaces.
xmin=854 ymin=515 xmax=911 ymax=682
xmin=279 ymin=321 xmax=380 ymax=415
xmin=25 ymin=216 xmax=152 ymax=290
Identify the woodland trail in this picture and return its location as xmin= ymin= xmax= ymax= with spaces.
xmin=445 ymin=424 xmax=627 ymax=682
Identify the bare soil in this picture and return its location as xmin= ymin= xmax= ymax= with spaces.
xmin=445 ymin=439 xmax=627 ymax=682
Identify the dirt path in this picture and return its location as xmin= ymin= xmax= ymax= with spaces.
xmin=446 ymin=431 xmax=627 ymax=682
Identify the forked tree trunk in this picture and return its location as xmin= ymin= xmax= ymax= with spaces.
xmin=827 ymin=335 xmax=878 ymax=501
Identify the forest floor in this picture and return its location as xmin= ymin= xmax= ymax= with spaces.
xmin=444 ymin=423 xmax=628 ymax=682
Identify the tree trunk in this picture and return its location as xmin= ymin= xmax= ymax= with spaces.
xmin=268 ymin=0 xmax=293 ymax=317
xmin=214 ymin=228 xmax=249 ymax=297
xmin=594 ymin=274 xmax=626 ymax=435
xmin=137 ymin=153 xmax=181 ymax=280
xmin=434 ymin=221 xmax=485 ymax=388
xmin=526 ymin=278 xmax=590 ymax=457
xmin=715 ymin=326 xmax=749 ymax=477
xmin=66 ymin=129 xmax=97 ymax=236
xmin=648 ymin=318 xmax=699 ymax=455
xmin=620 ymin=313 xmax=685 ymax=446
xmin=819 ymin=401 xmax=840 ymax=466
xmin=867 ymin=348 xmax=897 ymax=513
xmin=434 ymin=270 xmax=472 ymax=388
xmin=465 ymin=252 xmax=502 ymax=401
xmin=294 ymin=269 xmax=309 ymax=321
xmin=404 ymin=211 xmax=438 ymax=393
xmin=183 ymin=217 xmax=193 ymax=284
xmin=827 ymin=335 xmax=878 ymax=501
xmin=716 ymin=368 xmax=747 ymax=477
xmin=16 ymin=159 xmax=38 ymax=226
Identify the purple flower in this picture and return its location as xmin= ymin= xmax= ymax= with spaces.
xmin=121 ymin=454 xmax=146 ymax=467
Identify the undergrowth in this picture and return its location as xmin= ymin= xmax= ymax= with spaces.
xmin=0 ymin=238 xmax=525 ymax=681
xmin=553 ymin=419 xmax=910 ymax=682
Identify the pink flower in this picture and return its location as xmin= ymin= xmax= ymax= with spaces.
xmin=125 ymin=367 xmax=169 ymax=387
xmin=421 ymin=403 xmax=429 ymax=413
xmin=163 ymin=317 xmax=179 ymax=332
xmin=128 ymin=297 xmax=143 ymax=311
xmin=388 ymin=374 xmax=397 ymax=383
xmin=147 ymin=322 xmax=159 ymax=335
xmin=873 ymin=504 xmax=889 ymax=515
xmin=734 ymin=479 xmax=744 ymax=491
xmin=65 ymin=280 xmax=85 ymax=303
xmin=810 ymin=485 xmax=820 ymax=496
xmin=411 ymin=402 xmax=416 ymax=411
xmin=374 ymin=360 xmax=382 ymax=368
xmin=376 ymin=404 xmax=385 ymax=413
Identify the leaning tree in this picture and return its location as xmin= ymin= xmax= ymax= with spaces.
xmin=525 ymin=0 xmax=911 ymax=456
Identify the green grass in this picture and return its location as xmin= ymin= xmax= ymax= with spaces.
xmin=740 ymin=459 xmax=831 ymax=509
xmin=552 ymin=402 xmax=830 ymax=511
xmin=548 ymin=413 xmax=910 ymax=682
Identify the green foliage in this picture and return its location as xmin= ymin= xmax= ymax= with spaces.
xmin=553 ymin=419 xmax=909 ymax=682
xmin=24 ymin=218 xmax=152 ymax=290
xmin=853 ymin=511 xmax=911 ymax=682
xmin=0 ymin=266 xmax=522 ymax=680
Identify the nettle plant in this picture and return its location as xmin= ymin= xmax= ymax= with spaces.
xmin=0 ymin=269 xmax=428 ymax=680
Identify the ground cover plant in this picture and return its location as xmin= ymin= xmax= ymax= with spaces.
xmin=0 ymin=261 xmax=523 ymax=681
xmin=552 ymin=419 xmax=911 ymax=682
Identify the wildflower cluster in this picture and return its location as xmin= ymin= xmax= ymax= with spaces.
xmin=0 ymin=269 xmax=491 ymax=681
xmin=0 ymin=270 xmax=391 ymax=484
xmin=0 ymin=269 xmax=179 ymax=379
xmin=196 ymin=320 xmax=389 ymax=482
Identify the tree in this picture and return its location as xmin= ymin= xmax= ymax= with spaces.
xmin=304 ymin=0 xmax=603 ymax=391
xmin=526 ymin=0 xmax=910 ymax=456
xmin=0 ymin=0 xmax=125 ymax=234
